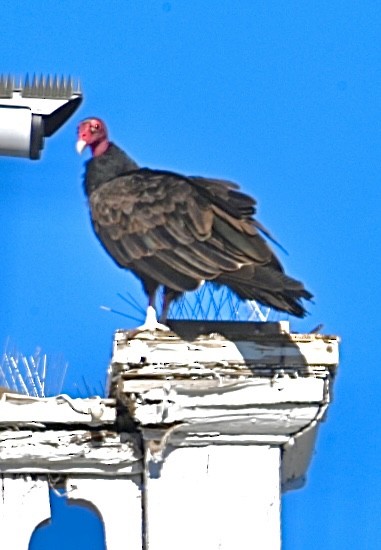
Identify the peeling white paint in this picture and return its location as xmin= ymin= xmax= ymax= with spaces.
xmin=111 ymin=328 xmax=339 ymax=369
xmin=0 ymin=322 xmax=339 ymax=550
xmin=0 ymin=394 xmax=116 ymax=426
xmin=0 ymin=430 xmax=142 ymax=475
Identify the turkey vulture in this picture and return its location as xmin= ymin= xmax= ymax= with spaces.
xmin=77 ymin=117 xmax=312 ymax=330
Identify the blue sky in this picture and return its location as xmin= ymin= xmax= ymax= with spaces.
xmin=1 ymin=1 xmax=381 ymax=548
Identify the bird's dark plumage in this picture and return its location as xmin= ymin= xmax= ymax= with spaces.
xmin=77 ymin=118 xmax=312 ymax=321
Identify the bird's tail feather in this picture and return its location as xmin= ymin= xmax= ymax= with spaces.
xmin=217 ymin=265 xmax=313 ymax=318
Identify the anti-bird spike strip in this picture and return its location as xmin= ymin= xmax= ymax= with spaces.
xmin=22 ymin=73 xmax=80 ymax=99
xmin=0 ymin=75 xmax=14 ymax=99
xmin=0 ymin=73 xmax=81 ymax=99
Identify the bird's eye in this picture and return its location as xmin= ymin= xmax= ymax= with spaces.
xmin=90 ymin=124 xmax=100 ymax=134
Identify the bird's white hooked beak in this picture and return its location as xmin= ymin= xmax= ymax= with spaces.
xmin=76 ymin=139 xmax=87 ymax=154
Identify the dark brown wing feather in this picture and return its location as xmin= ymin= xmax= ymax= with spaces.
xmin=90 ymin=168 xmax=271 ymax=281
xmin=88 ymin=166 xmax=312 ymax=317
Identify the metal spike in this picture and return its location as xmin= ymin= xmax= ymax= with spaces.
xmin=7 ymin=74 xmax=14 ymax=92
xmin=0 ymin=74 xmax=13 ymax=98
xmin=45 ymin=74 xmax=52 ymax=98
xmin=6 ymin=75 xmax=11 ymax=96
xmin=26 ymin=73 xmax=36 ymax=97
xmin=74 ymin=77 xmax=82 ymax=95
xmin=35 ymin=74 xmax=40 ymax=96
xmin=59 ymin=75 xmax=66 ymax=97
xmin=37 ymin=74 xmax=44 ymax=97
xmin=52 ymin=74 xmax=59 ymax=97
xmin=40 ymin=75 xmax=45 ymax=97
xmin=67 ymin=76 xmax=73 ymax=97
xmin=23 ymin=73 xmax=30 ymax=96
xmin=45 ymin=76 xmax=51 ymax=98
xmin=0 ymin=75 xmax=5 ymax=98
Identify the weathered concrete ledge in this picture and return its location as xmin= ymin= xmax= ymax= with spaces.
xmin=109 ymin=320 xmax=339 ymax=491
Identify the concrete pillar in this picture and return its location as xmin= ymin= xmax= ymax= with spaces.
xmin=144 ymin=444 xmax=281 ymax=550
xmin=112 ymin=322 xmax=339 ymax=550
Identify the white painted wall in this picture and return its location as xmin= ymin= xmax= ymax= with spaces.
xmin=0 ymin=446 xmax=281 ymax=550
xmin=0 ymin=475 xmax=51 ymax=550
xmin=144 ymin=444 xmax=281 ymax=550
xmin=66 ymin=476 xmax=143 ymax=550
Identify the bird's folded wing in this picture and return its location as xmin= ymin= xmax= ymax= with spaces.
xmin=89 ymin=169 xmax=274 ymax=282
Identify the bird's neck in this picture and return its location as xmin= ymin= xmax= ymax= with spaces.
xmin=84 ymin=143 xmax=140 ymax=196
xmin=91 ymin=139 xmax=110 ymax=157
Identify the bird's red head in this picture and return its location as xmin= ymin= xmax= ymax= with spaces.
xmin=76 ymin=118 xmax=109 ymax=157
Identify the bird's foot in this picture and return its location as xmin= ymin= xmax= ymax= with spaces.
xmin=136 ymin=306 xmax=170 ymax=332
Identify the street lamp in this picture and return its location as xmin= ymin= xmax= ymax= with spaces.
xmin=0 ymin=75 xmax=82 ymax=160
